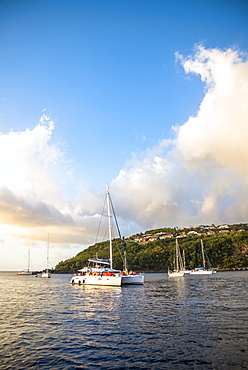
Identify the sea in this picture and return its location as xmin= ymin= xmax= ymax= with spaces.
xmin=0 ymin=271 xmax=247 ymax=370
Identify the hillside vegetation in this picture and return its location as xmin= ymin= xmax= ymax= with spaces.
xmin=55 ymin=223 xmax=248 ymax=273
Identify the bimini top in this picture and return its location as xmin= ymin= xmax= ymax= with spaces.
xmin=88 ymin=258 xmax=110 ymax=265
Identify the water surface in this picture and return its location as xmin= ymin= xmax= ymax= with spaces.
xmin=0 ymin=271 xmax=247 ymax=369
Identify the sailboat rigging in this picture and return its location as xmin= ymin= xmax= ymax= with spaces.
xmin=168 ymin=239 xmax=185 ymax=277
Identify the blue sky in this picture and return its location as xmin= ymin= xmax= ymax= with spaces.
xmin=0 ymin=0 xmax=248 ymax=270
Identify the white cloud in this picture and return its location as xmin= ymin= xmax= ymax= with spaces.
xmin=0 ymin=114 xmax=95 ymax=269
xmin=112 ymin=46 xmax=248 ymax=229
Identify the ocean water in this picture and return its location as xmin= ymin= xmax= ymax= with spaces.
xmin=0 ymin=271 xmax=247 ymax=369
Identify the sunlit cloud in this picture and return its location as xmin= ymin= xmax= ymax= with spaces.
xmin=112 ymin=46 xmax=248 ymax=230
xmin=0 ymin=114 xmax=94 ymax=269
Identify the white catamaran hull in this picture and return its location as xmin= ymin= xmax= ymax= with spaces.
xmin=70 ymin=274 xmax=122 ymax=286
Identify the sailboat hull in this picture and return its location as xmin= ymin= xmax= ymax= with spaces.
xmin=42 ymin=271 xmax=51 ymax=278
xmin=122 ymin=274 xmax=144 ymax=285
xmin=168 ymin=271 xmax=185 ymax=277
xmin=17 ymin=270 xmax=33 ymax=275
xmin=190 ymin=269 xmax=216 ymax=275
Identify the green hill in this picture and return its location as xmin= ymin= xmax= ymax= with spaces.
xmin=55 ymin=223 xmax=248 ymax=273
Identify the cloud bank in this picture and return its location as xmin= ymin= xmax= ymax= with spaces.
xmin=0 ymin=115 xmax=93 ymax=251
xmin=113 ymin=46 xmax=248 ymax=230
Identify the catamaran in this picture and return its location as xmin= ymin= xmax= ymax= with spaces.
xmin=168 ymin=239 xmax=185 ymax=277
xmin=70 ymin=185 xmax=144 ymax=286
xmin=70 ymin=185 xmax=123 ymax=286
xmin=190 ymin=239 xmax=216 ymax=275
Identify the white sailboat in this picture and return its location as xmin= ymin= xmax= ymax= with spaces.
xmin=17 ymin=249 xmax=33 ymax=275
xmin=190 ymin=239 xmax=216 ymax=275
xmin=70 ymin=185 xmax=123 ymax=286
xmin=168 ymin=239 xmax=185 ymax=277
xmin=70 ymin=185 xmax=144 ymax=286
xmin=42 ymin=234 xmax=51 ymax=278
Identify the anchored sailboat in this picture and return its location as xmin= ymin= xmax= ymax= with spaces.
xmin=190 ymin=239 xmax=216 ymax=275
xmin=70 ymin=185 xmax=123 ymax=286
xmin=17 ymin=249 xmax=33 ymax=275
xmin=168 ymin=239 xmax=185 ymax=277
xmin=42 ymin=234 xmax=51 ymax=278
xmin=70 ymin=184 xmax=144 ymax=286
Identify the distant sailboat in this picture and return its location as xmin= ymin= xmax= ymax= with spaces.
xmin=17 ymin=249 xmax=33 ymax=275
xmin=190 ymin=239 xmax=216 ymax=275
xmin=42 ymin=234 xmax=51 ymax=278
xmin=168 ymin=239 xmax=185 ymax=277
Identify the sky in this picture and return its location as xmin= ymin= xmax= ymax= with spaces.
xmin=0 ymin=0 xmax=248 ymax=271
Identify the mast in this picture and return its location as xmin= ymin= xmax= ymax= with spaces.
xmin=183 ymin=249 xmax=186 ymax=271
xmin=201 ymin=239 xmax=206 ymax=268
xmin=106 ymin=184 xmax=113 ymax=269
xmin=175 ymin=239 xmax=179 ymax=271
xmin=47 ymin=233 xmax=50 ymax=271
xmin=28 ymin=249 xmax=30 ymax=271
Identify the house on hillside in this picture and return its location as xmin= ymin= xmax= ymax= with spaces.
xmin=187 ymin=231 xmax=198 ymax=236
xmin=207 ymin=230 xmax=215 ymax=235
xmin=177 ymin=233 xmax=187 ymax=238
xmin=147 ymin=236 xmax=157 ymax=242
xmin=134 ymin=234 xmax=157 ymax=242
xmin=159 ymin=234 xmax=173 ymax=239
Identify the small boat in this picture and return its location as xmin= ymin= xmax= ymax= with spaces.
xmin=190 ymin=239 xmax=216 ymax=275
xmin=121 ymin=273 xmax=144 ymax=285
xmin=42 ymin=234 xmax=51 ymax=278
xmin=168 ymin=239 xmax=185 ymax=277
xmin=17 ymin=249 xmax=34 ymax=275
xmin=119 ymin=249 xmax=144 ymax=285
xmin=17 ymin=268 xmax=33 ymax=276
